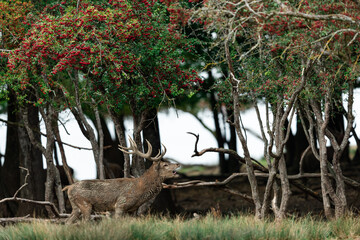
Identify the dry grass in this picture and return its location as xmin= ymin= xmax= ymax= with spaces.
xmin=1 ymin=214 xmax=360 ymax=239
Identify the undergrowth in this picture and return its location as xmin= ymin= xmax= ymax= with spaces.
xmin=1 ymin=214 xmax=360 ymax=240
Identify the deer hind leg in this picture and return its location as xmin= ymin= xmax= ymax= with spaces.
xmin=78 ymin=201 xmax=92 ymax=221
xmin=66 ymin=206 xmax=81 ymax=224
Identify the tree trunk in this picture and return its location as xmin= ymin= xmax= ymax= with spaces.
xmin=225 ymin=39 xmax=261 ymax=218
xmin=17 ymin=102 xmax=45 ymax=216
xmin=0 ymin=92 xmax=20 ymax=216
xmin=131 ymin=110 xmax=147 ymax=177
xmin=42 ymin=108 xmax=65 ymax=215
xmin=100 ymin=116 xmax=124 ymax=178
xmin=53 ymin=117 xmax=74 ymax=185
xmin=260 ymin=169 xmax=277 ymax=218
xmin=21 ymin=104 xmax=66 ymax=217
xmin=93 ymin=101 xmax=105 ymax=180
xmin=227 ymin=109 xmax=239 ymax=173
xmin=274 ymin=106 xmax=291 ymax=220
xmin=140 ymin=108 xmax=177 ymax=215
xmin=107 ymin=108 xmax=129 ymax=177
xmin=71 ymin=73 xmax=105 ymax=180
xmin=309 ymin=94 xmax=351 ymax=219
xmin=210 ymin=93 xmax=226 ymax=173
xmin=318 ymin=130 xmax=334 ymax=219
xmin=277 ymin=155 xmax=291 ymax=219
xmin=142 ymin=108 xmax=161 ymax=169
xmin=233 ymin=90 xmax=262 ymax=218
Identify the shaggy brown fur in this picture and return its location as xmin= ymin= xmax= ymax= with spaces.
xmin=63 ymin=161 xmax=179 ymax=223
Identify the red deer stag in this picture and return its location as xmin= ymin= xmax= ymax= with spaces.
xmin=62 ymin=137 xmax=179 ymax=223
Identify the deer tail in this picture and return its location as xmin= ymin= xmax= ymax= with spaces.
xmin=62 ymin=185 xmax=71 ymax=192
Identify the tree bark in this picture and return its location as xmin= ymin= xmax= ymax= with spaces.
xmin=107 ymin=108 xmax=129 ymax=178
xmin=21 ymin=104 xmax=66 ymax=216
xmin=227 ymin=109 xmax=239 ymax=173
xmin=100 ymin=116 xmax=124 ymax=178
xmin=142 ymin=108 xmax=161 ymax=169
xmin=71 ymin=72 xmax=105 ymax=180
xmin=131 ymin=109 xmax=148 ymax=177
xmin=93 ymin=100 xmax=105 ymax=180
xmin=225 ymin=39 xmax=261 ymax=218
xmin=0 ymin=92 xmax=20 ymax=216
xmin=17 ymin=102 xmax=45 ymax=216
xmin=53 ymin=117 xmax=74 ymax=185
xmin=139 ymin=108 xmax=177 ymax=215
xmin=210 ymin=92 xmax=226 ymax=173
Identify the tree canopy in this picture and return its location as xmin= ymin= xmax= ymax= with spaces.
xmin=6 ymin=0 xmax=202 ymax=113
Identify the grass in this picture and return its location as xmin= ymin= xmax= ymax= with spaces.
xmin=1 ymin=214 xmax=360 ymax=240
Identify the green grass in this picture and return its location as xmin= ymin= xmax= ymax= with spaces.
xmin=177 ymin=165 xmax=207 ymax=175
xmin=1 ymin=214 xmax=360 ymax=240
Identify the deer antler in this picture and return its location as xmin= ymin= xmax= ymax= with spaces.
xmin=119 ymin=136 xmax=166 ymax=162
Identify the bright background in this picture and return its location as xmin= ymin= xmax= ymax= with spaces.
xmin=0 ymin=90 xmax=359 ymax=180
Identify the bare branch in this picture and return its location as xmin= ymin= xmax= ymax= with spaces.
xmin=0 ymin=197 xmax=64 ymax=218
xmin=187 ymin=132 xmax=199 ymax=155
xmin=0 ymin=167 xmax=64 ymax=218
xmin=223 ymin=187 xmax=254 ymax=203
xmin=0 ymin=117 xmax=92 ymax=151
xmin=188 ymin=132 xmax=268 ymax=172
xmin=275 ymin=11 xmax=360 ymax=26
xmin=13 ymin=167 xmax=29 ymax=199
xmin=299 ymin=146 xmax=311 ymax=175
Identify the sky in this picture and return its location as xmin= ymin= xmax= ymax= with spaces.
xmin=0 ymin=90 xmax=359 ymax=180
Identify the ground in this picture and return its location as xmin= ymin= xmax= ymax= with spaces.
xmin=166 ymin=164 xmax=360 ymax=217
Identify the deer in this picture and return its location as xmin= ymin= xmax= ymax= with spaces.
xmin=62 ymin=137 xmax=180 ymax=223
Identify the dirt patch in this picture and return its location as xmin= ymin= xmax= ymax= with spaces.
xmin=168 ymin=165 xmax=360 ymax=217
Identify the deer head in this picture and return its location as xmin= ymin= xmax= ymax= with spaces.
xmin=118 ymin=137 xmax=179 ymax=179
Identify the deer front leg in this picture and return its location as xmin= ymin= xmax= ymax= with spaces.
xmin=114 ymin=197 xmax=128 ymax=218
xmin=137 ymin=196 xmax=156 ymax=216
xmin=114 ymin=208 xmax=125 ymax=218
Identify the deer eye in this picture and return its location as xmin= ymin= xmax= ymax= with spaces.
xmin=164 ymin=164 xmax=168 ymax=167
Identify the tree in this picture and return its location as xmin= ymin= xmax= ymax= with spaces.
xmin=185 ymin=0 xmax=359 ymax=220
xmin=0 ymin=0 xmax=47 ymax=217
xmin=7 ymin=0 xmax=201 ymax=183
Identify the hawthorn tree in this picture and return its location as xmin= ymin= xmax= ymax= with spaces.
xmin=8 ymin=0 xmax=202 ymax=185
xmin=184 ymin=0 xmax=360 ymax=220
xmin=0 ymin=0 xmax=50 ymax=217
xmin=255 ymin=0 xmax=357 ymax=219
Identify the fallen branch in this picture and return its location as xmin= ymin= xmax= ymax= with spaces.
xmin=184 ymin=133 xmax=360 ymax=204
xmin=0 ymin=197 xmax=67 ymax=218
xmin=163 ymin=172 xmax=331 ymax=189
xmin=164 ymin=171 xmax=360 ymax=206
xmin=223 ymin=187 xmax=253 ymax=204
xmin=0 ymin=167 xmax=64 ymax=218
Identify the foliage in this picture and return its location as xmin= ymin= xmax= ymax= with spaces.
xmin=1 ymin=214 xmax=360 ymax=239
xmin=0 ymin=0 xmax=35 ymax=108
xmin=0 ymin=1 xmax=34 ymax=50
xmin=6 ymin=0 xmax=203 ymax=113
xmin=184 ymin=0 xmax=360 ymax=106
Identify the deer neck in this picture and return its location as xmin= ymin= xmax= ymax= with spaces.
xmin=137 ymin=167 xmax=164 ymax=201
xmin=140 ymin=167 xmax=164 ymax=186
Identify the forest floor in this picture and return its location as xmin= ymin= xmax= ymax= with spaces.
xmin=169 ymin=164 xmax=360 ymax=217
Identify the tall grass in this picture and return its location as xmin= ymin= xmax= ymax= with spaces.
xmin=1 ymin=214 xmax=360 ymax=240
